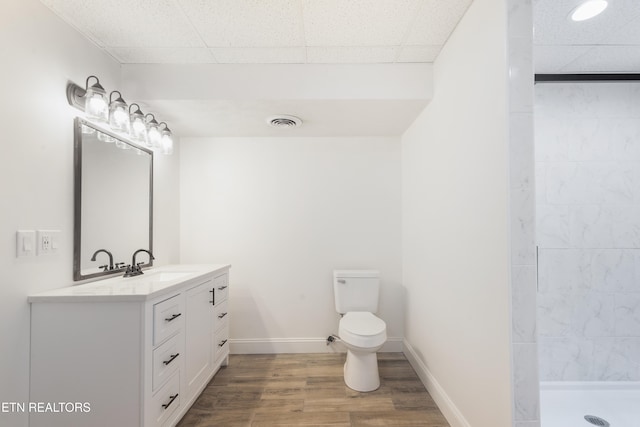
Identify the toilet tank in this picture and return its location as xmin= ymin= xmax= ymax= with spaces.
xmin=333 ymin=270 xmax=380 ymax=314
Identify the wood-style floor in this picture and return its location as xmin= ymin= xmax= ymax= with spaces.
xmin=177 ymin=353 xmax=450 ymax=426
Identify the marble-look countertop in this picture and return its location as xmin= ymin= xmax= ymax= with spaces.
xmin=28 ymin=264 xmax=230 ymax=303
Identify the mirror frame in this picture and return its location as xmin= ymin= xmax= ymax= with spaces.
xmin=73 ymin=117 xmax=154 ymax=281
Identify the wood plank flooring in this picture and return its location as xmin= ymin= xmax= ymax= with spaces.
xmin=177 ymin=353 xmax=450 ymax=427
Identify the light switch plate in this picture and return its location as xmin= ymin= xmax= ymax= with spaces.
xmin=16 ymin=230 xmax=36 ymax=257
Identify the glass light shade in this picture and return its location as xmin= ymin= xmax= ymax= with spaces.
xmin=84 ymin=76 xmax=108 ymax=122
xmin=145 ymin=114 xmax=161 ymax=148
xmin=108 ymin=91 xmax=130 ymax=133
xmin=129 ymin=104 xmax=148 ymax=145
xmin=161 ymin=129 xmax=174 ymax=155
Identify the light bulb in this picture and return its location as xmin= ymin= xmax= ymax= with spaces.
xmin=570 ymin=0 xmax=608 ymax=21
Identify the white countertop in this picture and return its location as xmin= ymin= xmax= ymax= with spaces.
xmin=28 ymin=264 xmax=231 ymax=303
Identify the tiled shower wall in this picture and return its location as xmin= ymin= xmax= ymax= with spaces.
xmin=536 ymin=82 xmax=640 ymax=381
xmin=508 ymin=0 xmax=539 ymax=425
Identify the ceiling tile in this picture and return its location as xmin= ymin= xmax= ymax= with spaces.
xmin=107 ymin=47 xmax=215 ymax=64
xmin=302 ymin=0 xmax=421 ymax=46
xmin=179 ymin=0 xmax=304 ymax=47
xmin=404 ymin=0 xmax=473 ymax=46
xmin=560 ymin=46 xmax=640 ymax=73
xmin=534 ymin=45 xmax=593 ymax=73
xmin=41 ymin=0 xmax=204 ymax=47
xmin=306 ymin=47 xmax=398 ymax=64
xmin=533 ymin=0 xmax=640 ymax=45
xmin=210 ymin=47 xmax=306 ymax=64
xmin=397 ymin=45 xmax=441 ymax=63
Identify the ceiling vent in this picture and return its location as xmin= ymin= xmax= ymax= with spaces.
xmin=266 ymin=115 xmax=303 ymax=129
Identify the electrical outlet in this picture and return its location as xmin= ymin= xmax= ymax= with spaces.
xmin=37 ymin=230 xmax=60 ymax=255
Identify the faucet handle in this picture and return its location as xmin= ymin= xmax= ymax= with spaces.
xmin=115 ymin=262 xmax=126 ymax=269
xmin=99 ymin=264 xmax=109 ymax=272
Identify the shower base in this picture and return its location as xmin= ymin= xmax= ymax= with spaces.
xmin=540 ymin=381 xmax=640 ymax=427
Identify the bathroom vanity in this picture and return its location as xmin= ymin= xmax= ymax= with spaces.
xmin=28 ymin=264 xmax=230 ymax=427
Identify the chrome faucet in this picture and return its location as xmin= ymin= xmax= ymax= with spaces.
xmin=124 ymin=249 xmax=155 ymax=277
xmin=90 ymin=249 xmax=114 ymax=271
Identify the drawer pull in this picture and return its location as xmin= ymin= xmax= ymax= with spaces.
xmin=217 ymin=285 xmax=228 ymax=291
xmin=165 ymin=313 xmax=182 ymax=322
xmin=210 ymin=289 xmax=215 ymax=305
xmin=162 ymin=353 xmax=180 ymax=366
xmin=161 ymin=393 xmax=178 ymax=410
xmin=217 ymin=312 xmax=228 ymax=319
xmin=218 ymin=339 xmax=228 ymax=347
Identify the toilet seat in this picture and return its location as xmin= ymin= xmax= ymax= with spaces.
xmin=339 ymin=312 xmax=386 ymax=348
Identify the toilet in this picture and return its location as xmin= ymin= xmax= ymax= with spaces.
xmin=333 ymin=270 xmax=387 ymax=392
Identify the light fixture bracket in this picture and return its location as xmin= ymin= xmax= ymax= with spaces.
xmin=66 ymin=82 xmax=87 ymax=111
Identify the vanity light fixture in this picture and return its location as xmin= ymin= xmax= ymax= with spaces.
xmin=159 ymin=122 xmax=174 ymax=155
xmin=67 ymin=76 xmax=175 ymax=155
xmin=108 ymin=91 xmax=130 ymax=133
xmin=129 ymin=103 xmax=148 ymax=144
xmin=66 ymin=75 xmax=109 ymax=123
xmin=145 ymin=113 xmax=161 ymax=148
xmin=570 ymin=0 xmax=608 ymax=21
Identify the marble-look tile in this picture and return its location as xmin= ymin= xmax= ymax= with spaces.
xmin=535 ymin=163 xmax=546 ymax=203
xmin=615 ymin=293 xmax=640 ymax=336
xmin=566 ymin=118 xmax=615 ymax=162
xmin=509 ymin=37 xmax=533 ymax=114
xmin=611 ymin=119 xmax=640 ymax=161
xmin=512 ymin=266 xmax=537 ymax=342
xmin=537 ymin=293 xmax=572 ymax=337
xmin=510 ymin=113 xmax=534 ymax=191
xmin=590 ymin=338 xmax=640 ymax=380
xmin=534 ymin=117 xmax=569 ymax=162
xmin=536 ymin=82 xmax=640 ymax=384
xmin=537 ymin=249 xmax=580 ymax=293
xmin=513 ymin=343 xmax=540 ymax=421
xmin=507 ymin=0 xmax=532 ymax=39
xmin=536 ymin=204 xmax=570 ymax=248
xmin=538 ymin=337 xmax=592 ymax=381
xmin=587 ymin=249 xmax=635 ymax=292
xmin=568 ymin=205 xmax=615 ymax=248
xmin=515 ymin=422 xmax=540 ymax=427
xmin=572 ymin=293 xmax=615 ymax=338
xmin=511 ymin=186 xmax=536 ymax=265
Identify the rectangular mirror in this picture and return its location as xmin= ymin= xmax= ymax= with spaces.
xmin=74 ymin=118 xmax=153 ymax=281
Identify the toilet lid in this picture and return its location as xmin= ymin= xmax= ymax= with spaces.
xmin=340 ymin=312 xmax=386 ymax=336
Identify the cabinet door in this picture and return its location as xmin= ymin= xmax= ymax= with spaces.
xmin=185 ymin=281 xmax=214 ymax=400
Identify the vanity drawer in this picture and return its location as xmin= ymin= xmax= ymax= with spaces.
xmin=214 ymin=327 xmax=229 ymax=361
xmin=153 ymin=294 xmax=184 ymax=346
xmin=152 ymin=333 xmax=181 ymax=392
xmin=213 ymin=273 xmax=229 ymax=304
xmin=214 ymin=300 xmax=229 ymax=332
xmin=150 ymin=372 xmax=180 ymax=427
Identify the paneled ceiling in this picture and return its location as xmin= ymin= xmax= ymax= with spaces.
xmin=534 ymin=0 xmax=640 ymax=73
xmin=40 ymin=0 xmax=472 ymax=64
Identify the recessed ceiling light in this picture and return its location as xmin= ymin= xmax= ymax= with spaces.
xmin=570 ymin=0 xmax=608 ymax=22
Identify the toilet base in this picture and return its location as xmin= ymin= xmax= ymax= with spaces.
xmin=343 ymin=349 xmax=380 ymax=392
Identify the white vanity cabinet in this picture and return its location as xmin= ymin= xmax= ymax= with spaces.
xmin=28 ymin=264 xmax=230 ymax=427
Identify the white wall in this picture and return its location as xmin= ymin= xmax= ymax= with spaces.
xmin=180 ymin=136 xmax=402 ymax=352
xmin=401 ymin=0 xmax=513 ymax=425
xmin=536 ymin=82 xmax=640 ymax=381
xmin=0 ymin=2 xmax=180 ymax=425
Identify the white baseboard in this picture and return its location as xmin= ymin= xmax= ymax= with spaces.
xmin=230 ymin=337 xmax=404 ymax=354
xmin=403 ymin=339 xmax=471 ymax=427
